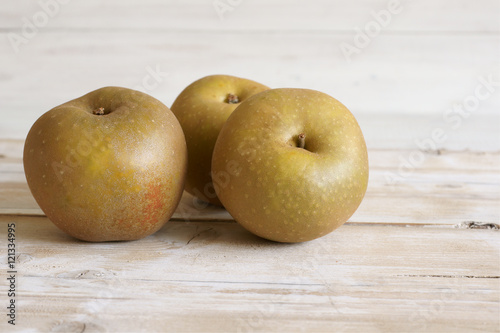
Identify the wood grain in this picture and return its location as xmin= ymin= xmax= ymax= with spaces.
xmin=1 ymin=137 xmax=498 ymax=225
xmin=0 ymin=216 xmax=498 ymax=332
xmin=1 ymin=33 xmax=499 ymax=139
xmin=1 ymin=0 xmax=499 ymax=331
xmin=2 ymin=0 xmax=499 ymax=32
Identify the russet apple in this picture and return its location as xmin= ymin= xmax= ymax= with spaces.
xmin=171 ymin=75 xmax=269 ymax=206
xmin=23 ymin=87 xmax=187 ymax=242
xmin=211 ymin=88 xmax=369 ymax=242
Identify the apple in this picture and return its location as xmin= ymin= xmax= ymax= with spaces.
xmin=170 ymin=75 xmax=269 ymax=206
xmin=211 ymin=88 xmax=369 ymax=242
xmin=23 ymin=87 xmax=187 ymax=242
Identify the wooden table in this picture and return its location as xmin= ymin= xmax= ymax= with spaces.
xmin=1 ymin=1 xmax=499 ymax=332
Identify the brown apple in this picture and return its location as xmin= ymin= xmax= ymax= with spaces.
xmin=171 ymin=75 xmax=269 ymax=206
xmin=211 ymin=88 xmax=369 ymax=242
xmin=23 ymin=86 xmax=187 ymax=242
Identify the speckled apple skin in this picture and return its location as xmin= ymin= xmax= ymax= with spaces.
xmin=23 ymin=87 xmax=187 ymax=242
xmin=212 ymin=88 xmax=369 ymax=243
xmin=171 ymin=75 xmax=269 ymax=206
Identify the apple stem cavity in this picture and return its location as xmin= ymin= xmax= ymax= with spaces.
xmin=226 ymin=94 xmax=240 ymax=104
xmin=93 ymin=107 xmax=105 ymax=115
xmin=297 ymin=133 xmax=306 ymax=149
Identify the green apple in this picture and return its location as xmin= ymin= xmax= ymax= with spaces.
xmin=211 ymin=88 xmax=369 ymax=242
xmin=23 ymin=87 xmax=187 ymax=242
xmin=171 ymin=75 xmax=269 ymax=206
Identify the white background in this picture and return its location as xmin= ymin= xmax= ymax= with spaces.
xmin=1 ymin=0 xmax=499 ymax=151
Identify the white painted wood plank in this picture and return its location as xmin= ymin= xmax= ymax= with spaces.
xmin=11 ymin=274 xmax=500 ymax=332
xmin=0 ymin=2 xmax=498 ymax=331
xmin=0 ymin=216 xmax=498 ymax=332
xmin=2 ymin=112 xmax=499 ymax=152
xmin=1 ymin=0 xmax=499 ymax=32
xmin=1 ymin=32 xmax=499 ymax=140
xmin=1 ymin=139 xmax=498 ymax=225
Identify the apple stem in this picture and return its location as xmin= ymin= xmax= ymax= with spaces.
xmin=226 ymin=94 xmax=239 ymax=104
xmin=298 ymin=133 xmax=306 ymax=149
xmin=93 ymin=107 xmax=105 ymax=115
